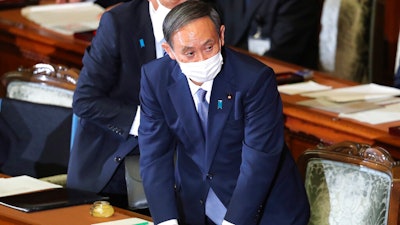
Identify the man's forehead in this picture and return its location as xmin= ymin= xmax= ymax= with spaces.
xmin=178 ymin=38 xmax=215 ymax=50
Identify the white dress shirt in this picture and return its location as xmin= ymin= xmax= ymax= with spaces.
xmin=129 ymin=1 xmax=167 ymax=136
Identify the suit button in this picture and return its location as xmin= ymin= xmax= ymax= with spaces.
xmin=206 ymin=174 xmax=213 ymax=180
xmin=114 ymin=156 xmax=122 ymax=163
xmin=200 ymin=200 xmax=204 ymax=205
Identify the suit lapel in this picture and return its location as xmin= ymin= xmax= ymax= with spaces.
xmin=167 ymin=66 xmax=207 ymax=170
xmin=205 ymin=66 xmax=234 ymax=170
xmin=134 ymin=1 xmax=156 ymax=66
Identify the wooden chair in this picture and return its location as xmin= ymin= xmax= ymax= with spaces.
xmin=1 ymin=63 xmax=78 ymax=108
xmin=297 ymin=141 xmax=400 ymax=225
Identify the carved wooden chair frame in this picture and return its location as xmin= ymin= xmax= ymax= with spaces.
xmin=297 ymin=141 xmax=400 ymax=225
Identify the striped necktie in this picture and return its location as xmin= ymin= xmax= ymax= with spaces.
xmin=196 ymin=88 xmax=208 ymax=135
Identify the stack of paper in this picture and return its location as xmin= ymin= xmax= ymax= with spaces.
xmin=21 ymin=2 xmax=104 ymax=35
xmin=0 ymin=175 xmax=62 ymax=198
xmin=291 ymin=83 xmax=400 ymax=124
xmin=278 ymin=80 xmax=332 ymax=95
xmin=339 ymin=102 xmax=400 ymax=125
xmin=301 ymin=83 xmax=400 ymax=102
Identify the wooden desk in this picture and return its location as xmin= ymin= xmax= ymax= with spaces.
xmin=0 ymin=174 xmax=152 ymax=225
xmin=0 ymin=2 xmax=89 ymax=96
xmin=0 ymin=4 xmax=399 ymax=160
xmin=0 ymin=204 xmax=151 ymax=225
xmin=248 ymin=53 xmax=400 ymax=160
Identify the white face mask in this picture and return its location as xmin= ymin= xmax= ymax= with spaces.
xmin=177 ymin=52 xmax=224 ymax=83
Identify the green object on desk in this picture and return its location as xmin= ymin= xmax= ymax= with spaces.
xmin=134 ymin=222 xmax=149 ymax=225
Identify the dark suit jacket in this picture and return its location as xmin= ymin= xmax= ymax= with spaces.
xmin=68 ymin=0 xmax=156 ymax=193
xmin=139 ymin=47 xmax=310 ymax=225
xmin=211 ymin=0 xmax=320 ymax=69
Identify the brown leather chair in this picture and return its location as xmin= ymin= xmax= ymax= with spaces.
xmin=297 ymin=141 xmax=400 ymax=225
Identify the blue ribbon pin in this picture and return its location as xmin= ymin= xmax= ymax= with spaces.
xmin=217 ymin=100 xmax=223 ymax=109
xmin=139 ymin=39 xmax=145 ymax=48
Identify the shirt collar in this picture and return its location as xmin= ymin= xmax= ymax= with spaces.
xmin=187 ymin=78 xmax=213 ymax=103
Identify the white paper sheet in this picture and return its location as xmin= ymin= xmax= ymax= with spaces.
xmin=0 ymin=175 xmax=62 ymax=197
xmin=297 ymin=98 xmax=382 ymax=114
xmin=302 ymin=83 xmax=400 ymax=102
xmin=339 ymin=102 xmax=400 ymax=124
xmin=278 ymin=80 xmax=332 ymax=95
xmin=92 ymin=218 xmax=153 ymax=225
xmin=21 ymin=2 xmax=104 ymax=35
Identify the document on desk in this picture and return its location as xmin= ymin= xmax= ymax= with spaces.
xmin=278 ymin=80 xmax=332 ymax=95
xmin=339 ymin=102 xmax=400 ymax=124
xmin=297 ymin=98 xmax=383 ymax=114
xmin=0 ymin=175 xmax=62 ymax=198
xmin=301 ymin=83 xmax=400 ymax=102
xmin=92 ymin=218 xmax=154 ymax=225
xmin=21 ymin=2 xmax=104 ymax=35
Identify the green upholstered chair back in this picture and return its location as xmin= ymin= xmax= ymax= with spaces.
xmin=318 ymin=0 xmax=384 ymax=83
xmin=298 ymin=141 xmax=400 ymax=225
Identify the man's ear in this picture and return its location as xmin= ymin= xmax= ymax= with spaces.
xmin=220 ymin=25 xmax=225 ymax=47
xmin=162 ymin=42 xmax=176 ymax=60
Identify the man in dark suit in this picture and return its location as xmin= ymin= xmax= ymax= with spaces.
xmin=67 ymin=0 xmax=186 ymax=209
xmin=207 ymin=0 xmax=320 ymax=69
xmin=139 ymin=1 xmax=310 ymax=224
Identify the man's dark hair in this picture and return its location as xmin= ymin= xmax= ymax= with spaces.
xmin=163 ymin=0 xmax=221 ymax=47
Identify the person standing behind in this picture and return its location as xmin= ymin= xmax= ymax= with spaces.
xmin=67 ymin=0 xmax=186 ymax=209
xmin=206 ymin=0 xmax=320 ymax=69
xmin=139 ymin=1 xmax=310 ymax=224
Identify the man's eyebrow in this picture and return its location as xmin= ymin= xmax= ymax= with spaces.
xmin=179 ymin=39 xmax=215 ymax=53
xmin=181 ymin=46 xmax=195 ymax=53
xmin=203 ymin=39 xmax=214 ymax=46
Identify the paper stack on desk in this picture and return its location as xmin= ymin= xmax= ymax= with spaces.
xmin=278 ymin=80 xmax=332 ymax=95
xmin=339 ymin=102 xmax=400 ymax=124
xmin=21 ymin=2 xmax=104 ymax=35
xmin=0 ymin=175 xmax=62 ymax=198
xmin=301 ymin=83 xmax=400 ymax=102
xmin=295 ymin=83 xmax=400 ymax=124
